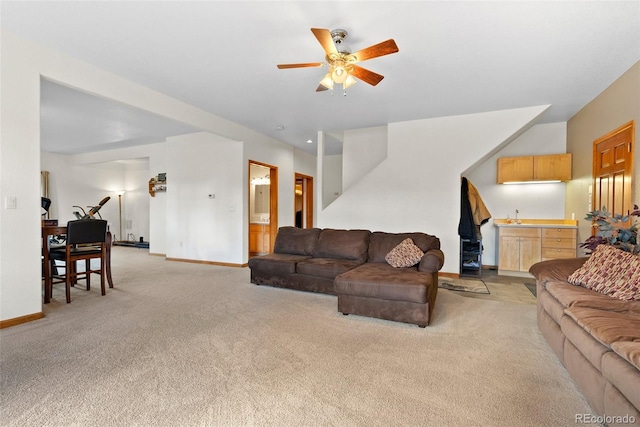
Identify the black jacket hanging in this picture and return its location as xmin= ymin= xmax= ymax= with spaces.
xmin=458 ymin=177 xmax=477 ymax=242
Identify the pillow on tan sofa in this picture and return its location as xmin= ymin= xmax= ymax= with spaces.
xmin=568 ymin=245 xmax=640 ymax=301
xmin=385 ymin=238 xmax=424 ymax=268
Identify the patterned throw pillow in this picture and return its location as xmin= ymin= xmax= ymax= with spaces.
xmin=385 ymin=238 xmax=424 ymax=268
xmin=609 ymin=260 xmax=640 ymax=301
xmin=568 ymin=245 xmax=640 ymax=301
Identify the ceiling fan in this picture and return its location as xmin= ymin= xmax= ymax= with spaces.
xmin=277 ymin=28 xmax=399 ymax=94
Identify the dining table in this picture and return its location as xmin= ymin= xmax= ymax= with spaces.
xmin=42 ymin=224 xmax=114 ymax=303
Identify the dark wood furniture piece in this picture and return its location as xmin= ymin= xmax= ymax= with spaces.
xmin=42 ymin=223 xmax=114 ymax=303
xmin=49 ymin=220 xmax=108 ymax=303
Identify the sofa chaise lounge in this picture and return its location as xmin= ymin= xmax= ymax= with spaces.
xmin=248 ymin=226 xmax=445 ymax=327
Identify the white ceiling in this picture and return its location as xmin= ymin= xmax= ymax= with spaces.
xmin=3 ymin=1 xmax=639 ymax=155
xmin=39 ymin=80 xmax=202 ymax=154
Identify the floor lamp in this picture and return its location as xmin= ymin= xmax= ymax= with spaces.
xmin=117 ymin=191 xmax=125 ymax=242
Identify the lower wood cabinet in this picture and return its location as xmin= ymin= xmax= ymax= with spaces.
xmin=541 ymin=228 xmax=577 ymax=261
xmin=498 ymin=226 xmax=577 ymax=276
xmin=249 ymin=223 xmax=270 ymax=254
xmin=498 ymin=227 xmax=541 ymax=274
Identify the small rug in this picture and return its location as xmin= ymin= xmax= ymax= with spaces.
xmin=524 ymin=282 xmax=537 ymax=297
xmin=439 ymin=278 xmax=490 ymax=294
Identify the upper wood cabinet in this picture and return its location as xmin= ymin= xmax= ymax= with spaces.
xmin=497 ymin=153 xmax=572 ymax=184
xmin=497 ymin=156 xmax=534 ymax=184
xmin=534 ymin=154 xmax=572 ymax=181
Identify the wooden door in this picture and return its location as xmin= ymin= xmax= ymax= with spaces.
xmin=593 ymin=121 xmax=634 ymax=228
xmin=294 ymin=173 xmax=314 ymax=228
xmin=249 ymin=161 xmax=278 ymax=256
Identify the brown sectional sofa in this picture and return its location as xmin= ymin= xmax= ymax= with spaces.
xmin=530 ymin=258 xmax=640 ymax=424
xmin=248 ymin=227 xmax=445 ymax=327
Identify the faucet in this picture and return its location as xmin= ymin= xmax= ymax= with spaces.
xmin=515 ymin=209 xmax=520 ymax=224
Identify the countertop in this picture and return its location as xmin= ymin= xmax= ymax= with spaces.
xmin=493 ymin=218 xmax=578 ymax=228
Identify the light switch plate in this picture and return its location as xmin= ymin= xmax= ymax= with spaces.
xmin=4 ymin=196 xmax=17 ymax=209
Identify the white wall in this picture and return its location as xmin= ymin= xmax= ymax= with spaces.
xmin=122 ymin=159 xmax=151 ymax=243
xmin=293 ymin=148 xmax=316 ymax=177
xmin=40 ymin=153 xmax=151 ymax=272
xmin=322 ymin=155 xmax=343 ymax=208
xmin=148 ymin=144 xmax=168 ymax=255
xmin=40 ymin=152 xmax=126 ymax=231
xmin=43 ymin=133 xmax=310 ymax=263
xmin=343 ymin=126 xmax=387 ymax=191
xmin=1 ymin=31 xmax=49 ymax=321
xmin=0 ymin=30 xmax=308 ymax=322
xmin=70 ymin=141 xmax=168 ymax=254
xmin=165 ymin=132 xmax=244 ymax=263
xmin=466 ymin=122 xmax=568 ymax=266
xmin=318 ymin=105 xmax=550 ymax=274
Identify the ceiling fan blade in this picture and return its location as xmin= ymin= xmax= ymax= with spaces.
xmin=316 ymin=85 xmax=329 ymax=92
xmin=311 ymin=28 xmax=338 ymax=55
xmin=277 ymin=62 xmax=323 ymax=69
xmin=351 ymin=39 xmax=399 ymax=62
xmin=350 ymin=65 xmax=385 ymax=86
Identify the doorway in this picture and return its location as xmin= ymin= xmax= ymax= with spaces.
xmin=249 ymin=161 xmax=278 ymax=257
xmin=592 ymin=121 xmax=634 ymax=229
xmin=294 ymin=173 xmax=314 ymax=228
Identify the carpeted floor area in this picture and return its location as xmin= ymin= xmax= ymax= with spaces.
xmin=1 ymin=247 xmax=596 ymax=426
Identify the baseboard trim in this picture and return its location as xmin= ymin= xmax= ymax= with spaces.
xmin=166 ymin=257 xmax=247 ymax=268
xmin=438 ymin=272 xmax=460 ymax=279
xmin=149 ymin=252 xmax=166 ymax=257
xmin=0 ymin=312 xmax=45 ymax=329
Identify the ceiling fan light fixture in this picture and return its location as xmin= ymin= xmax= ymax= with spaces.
xmin=343 ymin=75 xmax=357 ymax=89
xmin=277 ymin=27 xmax=398 ymax=94
xmin=331 ymin=29 xmax=351 ymax=54
xmin=319 ymin=73 xmax=334 ymax=89
xmin=331 ymin=62 xmax=348 ymax=84
xmin=332 ymin=69 xmax=347 ymax=83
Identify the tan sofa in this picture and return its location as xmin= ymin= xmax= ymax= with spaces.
xmin=529 ymin=258 xmax=640 ymax=425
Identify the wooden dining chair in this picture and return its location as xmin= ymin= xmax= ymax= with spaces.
xmin=49 ymin=219 xmax=108 ymax=303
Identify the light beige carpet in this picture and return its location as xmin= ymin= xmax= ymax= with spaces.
xmin=1 ymin=248 xmax=597 ymax=427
